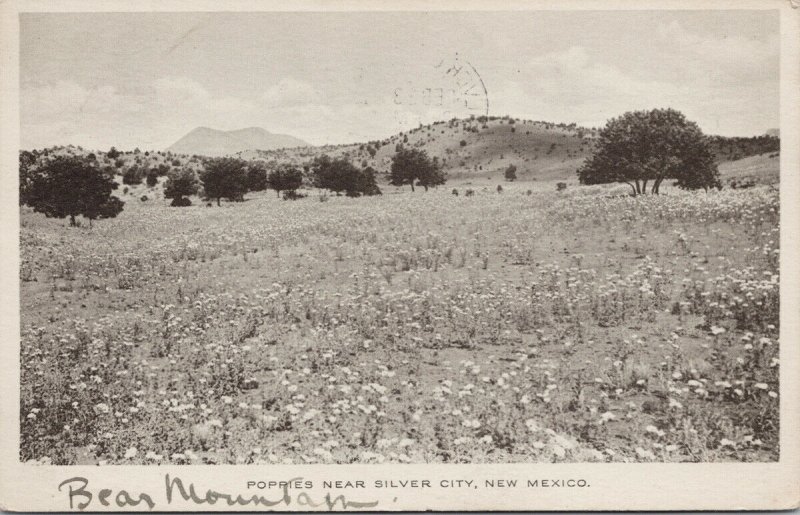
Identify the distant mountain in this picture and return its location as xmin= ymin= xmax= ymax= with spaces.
xmin=167 ymin=127 xmax=308 ymax=156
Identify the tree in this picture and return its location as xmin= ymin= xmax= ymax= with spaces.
xmin=23 ymin=155 xmax=123 ymax=226
xmin=19 ymin=150 xmax=38 ymax=205
xmin=267 ymin=165 xmax=303 ymax=197
xmin=577 ymin=108 xmax=720 ymax=195
xmin=146 ymin=169 xmax=159 ymax=187
xmin=311 ymin=155 xmax=348 ymax=194
xmin=199 ymin=157 xmax=248 ymax=205
xmin=311 ymin=155 xmax=380 ymax=196
xmin=390 ymin=147 xmax=446 ymax=192
xmin=358 ymin=166 xmax=382 ymax=196
xmin=123 ymin=165 xmax=144 ymax=185
xmin=246 ymin=161 xmax=269 ymax=192
xmin=107 ymin=147 xmax=120 ymax=159
xmin=505 ymin=164 xmax=517 ymax=181
xmin=164 ymin=168 xmax=199 ymax=206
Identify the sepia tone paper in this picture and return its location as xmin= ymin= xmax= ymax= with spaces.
xmin=1 ymin=0 xmax=799 ymax=511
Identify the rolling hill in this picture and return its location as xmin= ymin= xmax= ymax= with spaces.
xmin=238 ymin=116 xmax=779 ymax=183
xmin=167 ymin=127 xmax=308 ymax=157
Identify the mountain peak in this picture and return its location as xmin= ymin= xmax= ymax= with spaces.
xmin=167 ymin=127 xmax=308 ymax=156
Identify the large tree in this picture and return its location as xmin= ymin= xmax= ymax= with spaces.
xmin=164 ymin=167 xmax=199 ymax=206
xmin=577 ymin=108 xmax=720 ymax=195
xmin=199 ymin=157 xmax=248 ymax=205
xmin=246 ymin=161 xmax=269 ymax=192
xmin=390 ymin=147 xmax=446 ymax=192
xmin=311 ymin=155 xmax=381 ymax=196
xmin=23 ymin=155 xmax=123 ymax=226
xmin=267 ymin=164 xmax=304 ymax=197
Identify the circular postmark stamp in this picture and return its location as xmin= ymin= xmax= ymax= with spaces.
xmin=392 ymin=53 xmax=489 ymax=129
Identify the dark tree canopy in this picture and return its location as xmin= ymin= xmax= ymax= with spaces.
xmin=577 ymin=108 xmax=720 ymax=195
xmin=163 ymin=167 xmax=199 ymax=205
xmin=505 ymin=164 xmax=517 ymax=182
xmin=246 ymin=161 xmax=270 ymax=192
xmin=311 ymin=155 xmax=381 ymax=196
xmin=390 ymin=147 xmax=446 ymax=192
xmin=267 ymin=164 xmax=304 ymax=197
xmin=23 ymin=155 xmax=123 ymax=226
xmin=19 ymin=150 xmax=38 ymax=206
xmin=122 ymin=165 xmax=144 ymax=185
xmin=199 ymin=157 xmax=248 ymax=205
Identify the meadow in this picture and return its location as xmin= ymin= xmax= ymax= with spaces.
xmin=20 ymin=181 xmax=779 ymax=464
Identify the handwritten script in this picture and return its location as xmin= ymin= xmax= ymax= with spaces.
xmin=58 ymin=475 xmax=381 ymax=511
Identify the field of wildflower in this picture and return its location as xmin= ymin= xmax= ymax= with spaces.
xmin=19 ymin=182 xmax=779 ymax=465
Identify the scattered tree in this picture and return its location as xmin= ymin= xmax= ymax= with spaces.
xmin=505 ymin=164 xmax=517 ymax=181
xmin=246 ymin=161 xmax=269 ymax=192
xmin=577 ymin=108 xmax=720 ymax=195
xmin=123 ymin=165 xmax=144 ymax=185
xmin=389 ymin=147 xmax=446 ymax=192
xmin=146 ymin=169 xmax=159 ymax=187
xmin=311 ymin=156 xmax=379 ymax=196
xmin=164 ymin=167 xmax=199 ymax=207
xmin=200 ymin=157 xmax=248 ymax=205
xmin=22 ymin=155 xmax=123 ymax=226
xmin=268 ymin=164 xmax=304 ymax=198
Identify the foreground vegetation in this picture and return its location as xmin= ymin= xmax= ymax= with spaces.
xmin=20 ymin=182 xmax=779 ymax=464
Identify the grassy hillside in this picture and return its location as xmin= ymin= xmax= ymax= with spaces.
xmin=21 ymin=117 xmax=780 ymax=195
xmin=240 ymin=117 xmax=597 ymax=182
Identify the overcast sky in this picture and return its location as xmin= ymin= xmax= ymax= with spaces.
xmin=20 ymin=10 xmax=779 ymax=150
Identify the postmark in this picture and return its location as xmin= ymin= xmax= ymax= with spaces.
xmin=392 ymin=53 xmax=489 ymax=128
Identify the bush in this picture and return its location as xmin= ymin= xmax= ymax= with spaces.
xmin=122 ymin=166 xmax=144 ymax=185
xmin=146 ymin=170 xmax=159 ymax=187
xmin=170 ymin=197 xmax=192 ymax=207
xmin=283 ymin=190 xmax=307 ymax=201
xmin=505 ymin=165 xmax=517 ymax=182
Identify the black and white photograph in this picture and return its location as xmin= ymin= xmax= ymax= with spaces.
xmin=2 ymin=0 xmax=799 ymax=511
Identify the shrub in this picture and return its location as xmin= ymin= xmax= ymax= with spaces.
xmin=122 ymin=166 xmax=144 ymax=185
xmin=283 ymin=190 xmax=307 ymax=201
xmin=505 ymin=164 xmax=517 ymax=182
xmin=170 ymin=197 xmax=192 ymax=207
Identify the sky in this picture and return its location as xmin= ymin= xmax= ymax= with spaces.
xmin=20 ymin=10 xmax=779 ymax=150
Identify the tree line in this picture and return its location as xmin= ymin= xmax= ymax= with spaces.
xmin=19 ymin=145 xmax=446 ymax=225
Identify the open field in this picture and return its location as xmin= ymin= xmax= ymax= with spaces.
xmin=20 ymin=182 xmax=779 ymax=465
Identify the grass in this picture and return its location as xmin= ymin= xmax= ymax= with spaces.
xmin=19 ymin=181 xmax=779 ymax=465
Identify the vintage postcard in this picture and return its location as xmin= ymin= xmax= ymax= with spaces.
xmin=0 ymin=0 xmax=798 ymax=511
